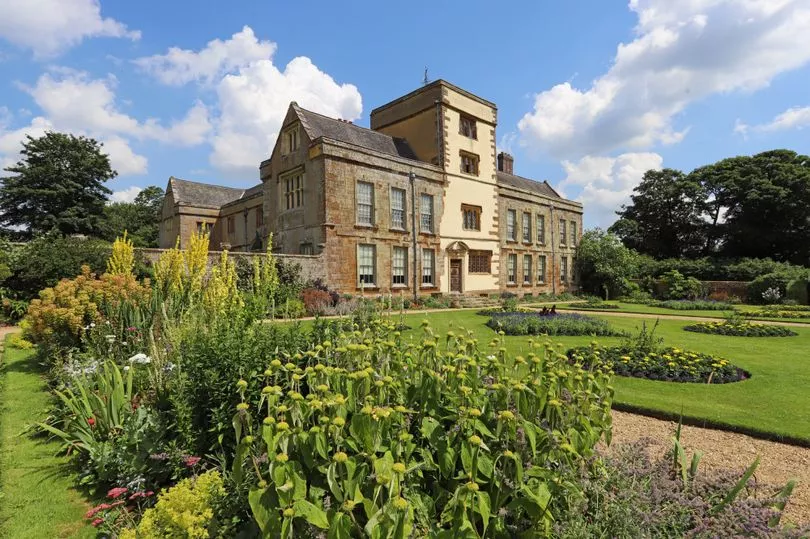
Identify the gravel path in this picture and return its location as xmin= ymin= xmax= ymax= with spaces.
xmin=610 ymin=410 xmax=810 ymax=525
xmin=562 ymin=309 xmax=810 ymax=327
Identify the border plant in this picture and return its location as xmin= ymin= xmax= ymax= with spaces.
xmin=487 ymin=312 xmax=624 ymax=337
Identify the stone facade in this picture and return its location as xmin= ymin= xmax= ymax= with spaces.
xmin=158 ymin=80 xmax=584 ymax=296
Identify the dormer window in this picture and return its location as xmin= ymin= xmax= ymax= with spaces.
xmin=283 ymin=126 xmax=299 ymax=154
xmin=460 ymin=114 xmax=477 ymax=139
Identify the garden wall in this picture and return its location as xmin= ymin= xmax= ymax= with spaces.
xmin=645 ymin=279 xmax=750 ymax=301
xmin=137 ymin=248 xmax=327 ymax=283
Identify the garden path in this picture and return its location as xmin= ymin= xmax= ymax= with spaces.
xmin=610 ymin=410 xmax=810 ymax=526
xmin=563 ymin=309 xmax=810 ymax=328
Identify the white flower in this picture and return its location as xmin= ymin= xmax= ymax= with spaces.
xmin=90 ymin=323 xmax=96 ymax=328
xmin=164 ymin=362 xmax=176 ymax=372
xmin=121 ymin=342 xmax=128 ymax=346
xmin=123 ymin=366 xmax=131 ymax=372
xmin=105 ymin=335 xmax=116 ymax=343
xmin=128 ymin=353 xmax=152 ymax=364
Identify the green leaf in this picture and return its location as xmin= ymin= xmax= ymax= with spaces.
xmin=475 ymin=491 xmax=491 ymax=531
xmin=474 ymin=419 xmax=495 ymax=439
xmin=438 ymin=445 xmax=457 ymax=479
xmin=461 ymin=441 xmax=473 ymax=475
xmin=477 ymin=454 xmax=493 ymax=479
xmin=713 ymin=456 xmax=760 ymax=514
xmin=421 ymin=417 xmax=442 ymax=448
xmin=326 ymin=462 xmax=344 ymax=502
xmin=293 ymin=499 xmax=329 ymax=529
xmin=328 ymin=512 xmax=353 ymax=539
xmin=768 ymin=480 xmax=796 ymax=527
xmin=248 ymin=487 xmax=276 ymax=534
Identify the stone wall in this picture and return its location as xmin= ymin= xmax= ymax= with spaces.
xmin=137 ymin=248 xmax=326 ymax=283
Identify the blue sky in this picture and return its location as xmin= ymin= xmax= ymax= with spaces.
xmin=1 ymin=0 xmax=809 ymax=228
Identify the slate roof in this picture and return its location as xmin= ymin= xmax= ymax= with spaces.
xmin=496 ymin=171 xmax=561 ymax=199
xmin=292 ymin=104 xmax=419 ymax=160
xmin=168 ymin=177 xmax=257 ymax=209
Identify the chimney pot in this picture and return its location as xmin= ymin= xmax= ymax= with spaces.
xmin=497 ymin=152 xmax=514 ymax=174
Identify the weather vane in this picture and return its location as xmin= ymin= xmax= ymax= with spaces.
xmin=423 ymin=67 xmax=429 ymax=86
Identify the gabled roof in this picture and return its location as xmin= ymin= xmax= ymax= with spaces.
xmin=292 ymin=103 xmax=419 ymax=160
xmin=168 ymin=177 xmax=251 ymax=209
xmin=496 ymin=171 xmax=561 ymax=199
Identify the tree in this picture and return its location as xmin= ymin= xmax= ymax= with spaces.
xmin=688 ymin=150 xmax=810 ymax=265
xmin=0 ymin=133 xmax=115 ymax=236
xmin=610 ymin=168 xmax=705 ymax=258
xmin=99 ymin=186 xmax=165 ymax=247
xmin=575 ymin=229 xmax=640 ymax=299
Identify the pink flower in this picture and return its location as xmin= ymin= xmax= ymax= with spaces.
xmin=91 ymin=518 xmax=104 ymax=527
xmin=183 ymin=456 xmax=201 ymax=467
xmin=87 ymin=417 xmax=95 ymax=427
xmin=107 ymin=487 xmax=128 ymax=499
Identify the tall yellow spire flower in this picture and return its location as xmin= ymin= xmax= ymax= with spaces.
xmin=107 ymin=231 xmax=135 ymax=276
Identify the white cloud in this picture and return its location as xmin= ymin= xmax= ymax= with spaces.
xmin=0 ymin=0 xmax=140 ymax=58
xmin=102 ymin=136 xmax=148 ymax=175
xmin=212 ymin=56 xmax=362 ymax=175
xmin=109 ymin=185 xmax=142 ymax=203
xmin=136 ymin=26 xmax=363 ymax=177
xmin=736 ymin=105 xmax=810 ymax=135
xmin=0 ymin=68 xmax=215 ymax=177
xmin=518 ymin=0 xmax=810 ymax=159
xmin=134 ymin=26 xmax=275 ymax=86
xmin=23 ymin=69 xmax=211 ymax=147
xmin=558 ymin=152 xmax=664 ymax=228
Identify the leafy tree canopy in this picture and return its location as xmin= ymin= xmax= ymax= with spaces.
xmin=575 ymin=229 xmax=640 ymax=299
xmin=99 ymin=186 xmax=165 ymax=247
xmin=0 ymin=132 xmax=115 ymax=237
xmin=611 ymin=150 xmax=810 ymax=265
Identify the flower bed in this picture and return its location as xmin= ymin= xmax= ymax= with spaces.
xmin=487 ymin=312 xmax=624 ymax=336
xmin=568 ymin=301 xmax=621 ymax=310
xmin=567 ymin=344 xmax=748 ymax=383
xmin=684 ymin=320 xmax=797 ymax=337
xmin=746 ymin=309 xmax=810 ymax=319
xmin=649 ymin=300 xmax=734 ymax=311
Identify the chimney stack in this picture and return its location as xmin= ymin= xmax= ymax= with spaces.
xmin=497 ymin=152 xmax=514 ymax=174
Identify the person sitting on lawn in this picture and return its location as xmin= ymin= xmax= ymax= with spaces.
xmin=540 ymin=306 xmax=549 ymax=315
xmin=550 ymin=305 xmax=557 ymax=315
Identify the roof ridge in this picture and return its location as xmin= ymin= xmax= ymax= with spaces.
xmin=294 ymin=104 xmax=392 ymax=138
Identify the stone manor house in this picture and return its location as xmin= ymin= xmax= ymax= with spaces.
xmin=159 ymin=80 xmax=583 ymax=296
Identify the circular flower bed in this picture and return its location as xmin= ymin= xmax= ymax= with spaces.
xmin=683 ymin=320 xmax=797 ymax=337
xmin=487 ymin=312 xmax=625 ymax=336
xmin=567 ymin=345 xmax=749 ymax=384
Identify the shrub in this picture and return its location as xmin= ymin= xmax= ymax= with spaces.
xmin=232 ymin=321 xmax=614 ymax=537
xmin=23 ymin=267 xmax=152 ymax=358
xmin=748 ymin=272 xmax=792 ymax=305
xmin=684 ymin=320 xmax=797 ymax=337
xmin=786 ymin=278 xmax=809 ymax=305
xmin=7 ymin=333 xmax=33 ymax=349
xmin=301 ymin=288 xmax=332 ymax=316
xmin=2 ymin=235 xmax=113 ymax=301
xmin=120 ymin=470 xmax=225 ymax=539
xmin=487 ymin=312 xmax=624 ymax=336
xmin=0 ymin=295 xmax=28 ymax=323
xmin=659 ymin=270 xmax=704 ymax=300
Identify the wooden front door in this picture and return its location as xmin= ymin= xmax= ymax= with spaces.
xmin=450 ymin=259 xmax=462 ymax=292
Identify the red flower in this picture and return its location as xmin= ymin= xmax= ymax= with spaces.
xmin=107 ymin=487 xmax=128 ymax=499
xmin=92 ymin=518 xmax=104 ymax=527
xmin=183 ymin=456 xmax=201 ymax=467
xmin=87 ymin=417 xmax=95 ymax=427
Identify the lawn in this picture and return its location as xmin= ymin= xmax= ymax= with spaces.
xmin=0 ymin=334 xmax=94 ymax=538
xmin=553 ymin=301 xmax=810 ymax=324
xmin=391 ymin=309 xmax=810 ymax=442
